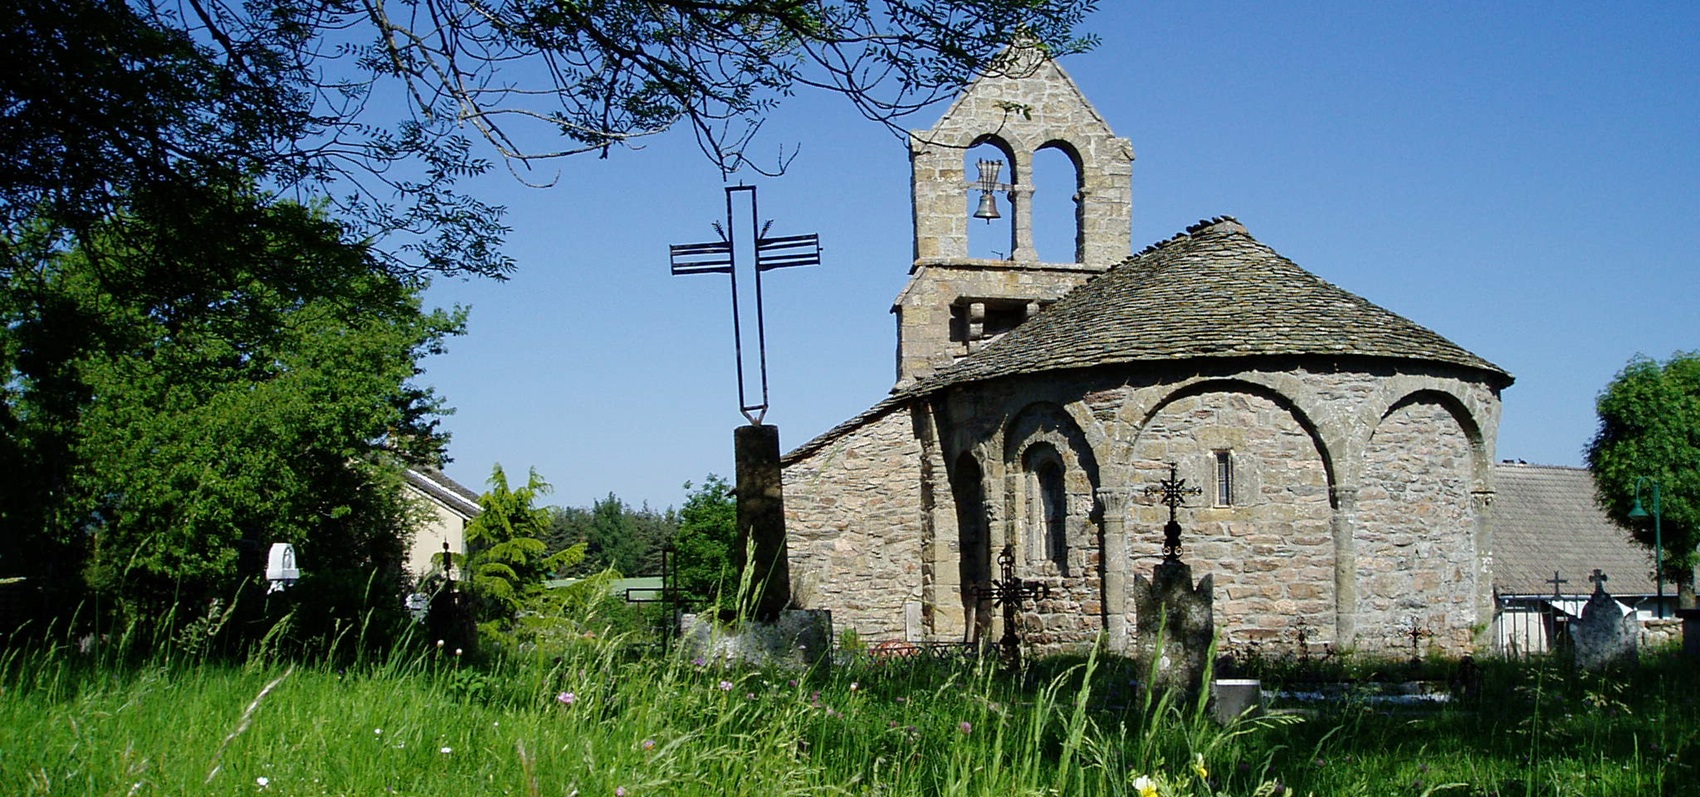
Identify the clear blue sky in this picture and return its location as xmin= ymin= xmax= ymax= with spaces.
xmin=421 ymin=2 xmax=1699 ymax=510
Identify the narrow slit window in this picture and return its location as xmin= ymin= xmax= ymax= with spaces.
xmin=1215 ymin=451 xmax=1234 ymax=507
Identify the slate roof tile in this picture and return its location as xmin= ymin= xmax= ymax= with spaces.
xmin=914 ymin=217 xmax=1511 ymax=393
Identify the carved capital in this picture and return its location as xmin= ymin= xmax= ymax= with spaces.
xmin=1095 ymin=489 xmax=1132 ymax=519
xmin=1471 ymin=490 xmax=1495 ymax=510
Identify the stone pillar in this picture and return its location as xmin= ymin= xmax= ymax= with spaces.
xmin=1471 ymin=489 xmax=1496 ymax=651
xmin=1330 ymin=485 xmax=1359 ymax=648
xmin=1010 ymin=176 xmax=1037 ymax=262
xmin=1097 ymin=489 xmax=1132 ymax=652
xmin=734 ymin=424 xmax=790 ymax=621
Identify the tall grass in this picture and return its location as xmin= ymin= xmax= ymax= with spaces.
xmin=1 ymin=613 xmax=1693 ymax=796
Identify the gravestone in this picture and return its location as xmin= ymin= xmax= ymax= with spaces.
xmin=1569 ymin=569 xmax=1636 ymax=670
xmin=1133 ymin=463 xmax=1215 ymax=696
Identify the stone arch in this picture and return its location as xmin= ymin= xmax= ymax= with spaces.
xmin=1003 ymin=401 xmax=1100 ymax=578
xmin=950 ymin=451 xmax=994 ymax=643
xmin=1358 ymin=383 xmax=1494 ymax=493
xmin=1126 ymin=378 xmax=1337 ymax=495
xmin=1125 ymin=379 xmax=1336 ymax=649
xmin=1354 ymin=389 xmax=1481 ymax=654
xmin=965 ymin=135 xmax=1018 ymax=260
xmin=1032 ymin=139 xmax=1085 ymax=263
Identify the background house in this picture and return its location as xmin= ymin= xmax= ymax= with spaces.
xmin=1493 ymin=462 xmax=1683 ymax=654
xmin=402 ymin=467 xmax=482 ymax=580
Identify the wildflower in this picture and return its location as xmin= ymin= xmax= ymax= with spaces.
xmin=440 ymin=746 xmax=453 ymax=754
xmin=895 ymin=696 xmax=907 ymax=704
xmin=692 ymin=657 xmax=707 ymax=668
xmin=616 ymin=788 xmax=626 ymax=797
xmin=641 ymin=739 xmax=656 ymax=751
xmin=849 ymin=682 xmax=860 ymax=692
xmin=1192 ymin=753 xmax=1208 ymax=780
xmin=1131 ymin=775 xmax=1159 ymax=797
xmin=436 ymin=639 xmax=445 ymax=649
xmin=558 ymin=691 xmax=577 ymax=706
xmin=453 ymin=648 xmax=463 ymax=657
xmin=958 ymin=721 xmax=972 ymax=735
xmin=256 ymin=776 xmax=271 ymax=789
xmin=746 ymin=692 xmax=756 ymax=700
xmin=718 ymin=680 xmax=734 ymax=691
xmin=374 ymin=728 xmax=383 ymax=736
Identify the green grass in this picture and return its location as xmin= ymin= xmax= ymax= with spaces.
xmin=1 ymin=626 xmax=1693 ymax=796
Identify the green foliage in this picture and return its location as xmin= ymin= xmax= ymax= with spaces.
xmin=548 ymin=495 xmax=677 ymax=577
xmin=1585 ymin=351 xmax=1700 ymax=602
xmin=672 ymin=475 xmax=738 ymax=611
xmin=462 ymin=466 xmax=583 ymax=625
xmin=0 ymin=193 xmax=462 ymax=645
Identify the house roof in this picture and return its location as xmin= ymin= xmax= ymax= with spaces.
xmin=913 ymin=217 xmax=1511 ymax=393
xmin=1493 ymin=462 xmax=1659 ymax=596
xmin=404 ymin=467 xmax=483 ymax=519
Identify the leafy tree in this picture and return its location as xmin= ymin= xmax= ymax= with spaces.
xmin=672 ymin=475 xmax=737 ymax=611
xmin=547 ymin=496 xmax=676 ymax=577
xmin=1586 ymin=352 xmax=1700 ymax=608
xmin=0 ymin=193 xmax=462 ymax=642
xmin=5 ymin=0 xmax=1094 ymax=291
xmin=462 ymin=465 xmax=581 ymax=623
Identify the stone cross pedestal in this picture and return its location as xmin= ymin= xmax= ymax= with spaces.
xmin=1569 ymin=569 xmax=1637 ymax=670
xmin=1133 ymin=561 xmax=1214 ymax=695
xmin=734 ymin=423 xmax=790 ymax=621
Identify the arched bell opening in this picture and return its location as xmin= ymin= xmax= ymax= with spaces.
xmin=1031 ymin=142 xmax=1083 ymax=264
xmin=965 ymin=138 xmax=1016 ymax=260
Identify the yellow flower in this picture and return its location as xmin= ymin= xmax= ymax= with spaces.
xmin=1193 ymin=753 xmax=1209 ymax=780
xmin=1131 ymin=774 xmax=1159 ymax=797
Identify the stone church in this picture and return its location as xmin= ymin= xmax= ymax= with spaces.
xmin=780 ymin=47 xmax=1512 ymax=657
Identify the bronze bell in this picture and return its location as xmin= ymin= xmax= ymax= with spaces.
xmin=973 ymin=191 xmax=1000 ymax=221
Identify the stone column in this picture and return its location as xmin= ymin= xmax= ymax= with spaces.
xmin=1471 ymin=489 xmax=1496 ymax=651
xmin=1330 ymin=485 xmax=1359 ymax=648
xmin=734 ymin=424 xmax=790 ymax=621
xmin=1010 ymin=151 xmax=1037 ymax=261
xmin=1097 ymin=488 xmax=1132 ymax=652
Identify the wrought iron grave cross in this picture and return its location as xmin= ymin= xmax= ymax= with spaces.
xmin=972 ymin=545 xmax=1051 ymax=664
xmin=1144 ymin=462 xmax=1203 ymax=562
xmin=1547 ymin=571 xmax=1568 ymax=598
xmin=670 ymin=185 xmax=821 ymax=424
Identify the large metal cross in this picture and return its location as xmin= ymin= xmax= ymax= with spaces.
xmin=1546 ymin=570 xmax=1568 ymax=598
xmin=1144 ymin=461 xmax=1202 ymax=562
xmin=670 ymin=185 xmax=820 ymax=425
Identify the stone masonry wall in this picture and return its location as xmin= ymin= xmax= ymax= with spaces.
xmin=783 ymin=406 xmax=927 ymax=641
xmin=1356 ymin=398 xmax=1478 ymax=656
xmin=1129 ymin=389 xmax=1336 ymax=651
xmin=931 ymin=362 xmax=1500 ymax=656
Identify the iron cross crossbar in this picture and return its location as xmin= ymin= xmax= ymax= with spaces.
xmin=669 ymin=185 xmax=820 ymax=425
xmin=1144 ymin=462 xmax=1202 ymax=562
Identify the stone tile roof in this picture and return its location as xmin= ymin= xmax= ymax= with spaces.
xmin=1494 ymin=463 xmax=1659 ymax=596
xmin=914 ymin=217 xmax=1511 ymax=392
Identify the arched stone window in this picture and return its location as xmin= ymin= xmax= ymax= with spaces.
xmin=1024 ymin=443 xmax=1069 ymax=574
